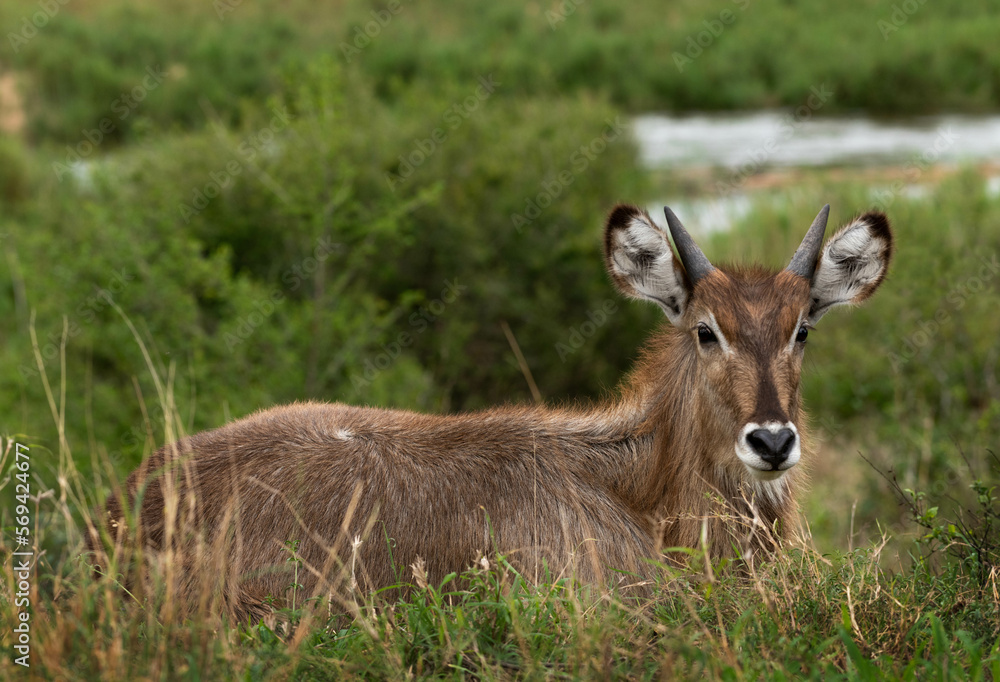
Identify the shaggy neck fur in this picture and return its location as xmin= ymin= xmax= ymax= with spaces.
xmin=606 ymin=324 xmax=796 ymax=557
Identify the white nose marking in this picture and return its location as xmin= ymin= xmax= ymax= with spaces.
xmin=735 ymin=421 xmax=800 ymax=480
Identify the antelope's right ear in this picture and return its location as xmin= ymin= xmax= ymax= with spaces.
xmin=603 ymin=204 xmax=690 ymax=324
xmin=807 ymin=211 xmax=894 ymax=323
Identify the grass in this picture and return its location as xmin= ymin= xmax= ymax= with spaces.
xmin=1 ymin=318 xmax=999 ymax=679
xmin=2 ymin=437 xmax=999 ymax=679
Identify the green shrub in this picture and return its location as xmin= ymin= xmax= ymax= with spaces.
xmin=10 ymin=2 xmax=300 ymax=145
xmin=0 ymin=58 xmax=650 ymax=478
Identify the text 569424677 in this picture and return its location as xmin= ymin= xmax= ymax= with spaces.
xmin=11 ymin=442 xmax=33 ymax=668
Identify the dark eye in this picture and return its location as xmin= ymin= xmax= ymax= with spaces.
xmin=697 ymin=323 xmax=717 ymax=345
xmin=795 ymin=326 xmax=809 ymax=343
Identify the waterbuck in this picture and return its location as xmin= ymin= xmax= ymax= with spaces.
xmin=92 ymin=204 xmax=892 ymax=621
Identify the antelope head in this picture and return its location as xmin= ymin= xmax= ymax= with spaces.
xmin=604 ymin=204 xmax=893 ymax=482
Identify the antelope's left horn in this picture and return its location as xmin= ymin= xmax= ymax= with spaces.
xmin=663 ymin=207 xmax=715 ymax=283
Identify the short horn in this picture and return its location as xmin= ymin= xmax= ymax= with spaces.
xmin=663 ymin=207 xmax=714 ymax=282
xmin=786 ymin=204 xmax=830 ymax=279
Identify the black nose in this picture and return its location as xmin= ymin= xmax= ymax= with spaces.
xmin=746 ymin=428 xmax=796 ymax=468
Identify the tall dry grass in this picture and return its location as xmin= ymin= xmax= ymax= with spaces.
xmin=2 ymin=309 xmax=999 ymax=680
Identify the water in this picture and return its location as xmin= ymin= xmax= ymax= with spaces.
xmin=633 ymin=111 xmax=1000 ymax=170
xmin=633 ymin=111 xmax=1000 ymax=233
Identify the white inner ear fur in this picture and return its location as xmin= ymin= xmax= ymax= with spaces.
xmin=609 ymin=216 xmax=690 ymax=323
xmin=809 ymin=219 xmax=889 ymax=323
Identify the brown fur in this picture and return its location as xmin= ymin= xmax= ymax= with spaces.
xmin=90 ymin=205 xmax=891 ymax=622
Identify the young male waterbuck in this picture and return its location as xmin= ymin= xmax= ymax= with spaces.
xmin=93 ymin=204 xmax=892 ymax=621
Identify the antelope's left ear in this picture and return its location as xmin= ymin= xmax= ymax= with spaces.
xmin=808 ymin=211 xmax=893 ymax=323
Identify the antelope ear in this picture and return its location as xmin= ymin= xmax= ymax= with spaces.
xmin=603 ymin=204 xmax=690 ymax=324
xmin=808 ymin=211 xmax=893 ymax=323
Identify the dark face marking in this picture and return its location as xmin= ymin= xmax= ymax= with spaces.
xmin=752 ymin=359 xmax=789 ymax=425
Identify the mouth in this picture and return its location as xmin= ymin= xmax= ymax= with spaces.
xmin=743 ymin=466 xmax=787 ymax=482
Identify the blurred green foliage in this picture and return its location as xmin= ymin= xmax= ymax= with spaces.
xmin=4 ymin=0 xmax=1000 ymax=151
xmin=7 ymin=2 xmax=298 ymax=145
